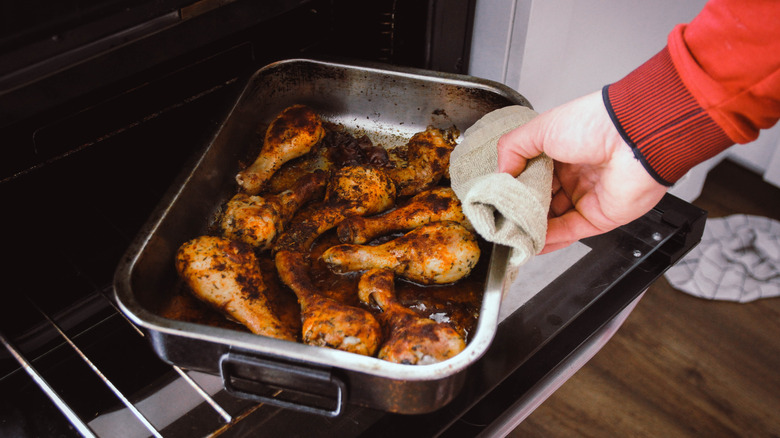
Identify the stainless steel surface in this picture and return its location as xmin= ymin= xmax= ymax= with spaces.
xmin=34 ymin=302 xmax=163 ymax=437
xmin=1 ymin=290 xmax=243 ymax=438
xmin=173 ymin=365 xmax=233 ymax=423
xmin=112 ymin=299 xmax=236 ymax=424
xmin=114 ymin=58 xmax=531 ymax=415
xmin=0 ymin=332 xmax=98 ymax=438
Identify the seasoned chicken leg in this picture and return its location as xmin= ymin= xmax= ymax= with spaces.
xmin=385 ymin=127 xmax=456 ymax=197
xmin=274 ymin=165 xmax=396 ymax=253
xmin=322 ymin=221 xmax=480 ymax=285
xmin=358 ymin=269 xmax=465 ymax=364
xmin=221 ymin=170 xmax=327 ymax=250
xmin=337 ymin=186 xmax=473 ymax=244
xmin=175 ymin=236 xmax=295 ymax=341
xmin=275 ymin=250 xmax=381 ymax=355
xmin=236 ymin=105 xmax=326 ymax=195
xmin=273 ymin=165 xmax=395 ymax=354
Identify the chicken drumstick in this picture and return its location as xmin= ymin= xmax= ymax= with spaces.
xmin=236 ymin=104 xmax=325 ymax=195
xmin=337 ymin=186 xmax=473 ymax=244
xmin=385 ymin=126 xmax=456 ymax=197
xmin=275 ymin=251 xmax=381 ymax=355
xmin=221 ymin=170 xmax=327 ymax=250
xmin=273 ymin=165 xmax=396 ymax=355
xmin=274 ymin=164 xmax=396 ymax=253
xmin=175 ymin=236 xmax=295 ymax=341
xmin=322 ymin=221 xmax=480 ymax=285
xmin=358 ymin=269 xmax=465 ymax=364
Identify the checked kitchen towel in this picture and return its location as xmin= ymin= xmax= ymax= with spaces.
xmin=665 ymin=214 xmax=780 ymax=302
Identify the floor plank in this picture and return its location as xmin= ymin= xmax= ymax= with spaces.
xmin=509 ymin=160 xmax=780 ymax=437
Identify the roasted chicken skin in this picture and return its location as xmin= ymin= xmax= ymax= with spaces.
xmin=337 ymin=186 xmax=473 ymax=244
xmin=174 ymin=104 xmax=481 ymax=360
xmin=322 ymin=221 xmax=480 ymax=285
xmin=175 ymin=236 xmax=295 ymax=341
xmin=236 ymin=104 xmax=325 ymax=195
xmin=221 ymin=170 xmax=327 ymax=250
xmin=275 ymin=250 xmax=381 ymax=356
xmin=274 ymin=165 xmax=397 ymax=253
xmin=358 ymin=269 xmax=465 ymax=364
xmin=272 ymin=165 xmax=396 ymax=354
xmin=385 ymin=126 xmax=456 ymax=197
xmin=263 ymin=141 xmax=333 ymax=195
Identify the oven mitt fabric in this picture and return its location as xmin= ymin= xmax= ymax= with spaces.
xmin=449 ymin=105 xmax=553 ymax=281
xmin=664 ymin=215 xmax=780 ymax=302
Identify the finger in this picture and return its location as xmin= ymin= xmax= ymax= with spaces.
xmin=539 ymin=240 xmax=575 ymax=255
xmin=496 ymin=143 xmax=528 ymax=176
xmin=544 ymin=210 xmax=605 ymax=248
xmin=496 ymin=120 xmax=545 ymax=176
xmin=550 ymin=189 xmax=573 ymax=217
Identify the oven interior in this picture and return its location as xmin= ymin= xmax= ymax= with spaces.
xmin=0 ymin=1 xmax=477 ymax=436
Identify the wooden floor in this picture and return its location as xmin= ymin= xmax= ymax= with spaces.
xmin=509 ymin=160 xmax=780 ymax=438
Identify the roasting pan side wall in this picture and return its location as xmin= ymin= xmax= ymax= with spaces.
xmin=115 ymin=58 xmax=530 ymax=414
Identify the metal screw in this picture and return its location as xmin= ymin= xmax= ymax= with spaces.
xmin=652 ymin=232 xmax=662 ymax=241
xmin=632 ymin=249 xmax=642 ymax=258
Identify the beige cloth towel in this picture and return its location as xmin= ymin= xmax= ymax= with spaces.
xmin=450 ymin=105 xmax=553 ymax=281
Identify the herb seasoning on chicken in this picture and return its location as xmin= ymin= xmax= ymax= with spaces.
xmin=172 ymin=104 xmax=483 ymax=364
xmin=236 ymin=104 xmax=326 ymax=195
xmin=337 ymin=186 xmax=473 ymax=244
xmin=358 ymin=269 xmax=466 ymax=365
xmin=175 ymin=236 xmax=296 ymax=341
xmin=385 ymin=126 xmax=458 ymax=196
xmin=322 ymin=221 xmax=480 ymax=285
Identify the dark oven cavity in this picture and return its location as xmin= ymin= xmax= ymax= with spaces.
xmin=0 ymin=1 xmax=476 ymax=436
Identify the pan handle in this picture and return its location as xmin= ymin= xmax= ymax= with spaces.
xmin=219 ymin=351 xmax=347 ymax=417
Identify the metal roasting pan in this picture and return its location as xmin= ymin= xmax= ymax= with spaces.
xmin=114 ymin=58 xmax=532 ymax=416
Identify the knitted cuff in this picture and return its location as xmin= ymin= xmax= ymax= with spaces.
xmin=603 ymin=47 xmax=733 ymax=186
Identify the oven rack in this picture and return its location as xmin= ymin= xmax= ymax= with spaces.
xmin=0 ymin=287 xmax=267 ymax=438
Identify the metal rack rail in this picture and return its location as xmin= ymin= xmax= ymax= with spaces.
xmin=0 ymin=289 xmax=253 ymax=437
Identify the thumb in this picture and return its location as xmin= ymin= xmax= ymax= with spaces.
xmin=496 ymin=118 xmax=545 ymax=176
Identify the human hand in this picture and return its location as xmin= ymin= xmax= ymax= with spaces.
xmin=497 ymin=91 xmax=669 ymax=254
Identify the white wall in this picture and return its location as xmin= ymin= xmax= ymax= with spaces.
xmin=470 ymin=0 xmax=780 ymax=200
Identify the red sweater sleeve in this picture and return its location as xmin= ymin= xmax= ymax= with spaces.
xmin=604 ymin=0 xmax=780 ymax=186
